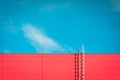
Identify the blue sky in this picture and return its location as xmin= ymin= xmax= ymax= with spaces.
xmin=0 ymin=0 xmax=120 ymax=53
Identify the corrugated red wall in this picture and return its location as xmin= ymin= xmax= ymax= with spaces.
xmin=0 ymin=54 xmax=120 ymax=80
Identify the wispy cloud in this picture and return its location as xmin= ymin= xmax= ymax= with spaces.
xmin=19 ymin=0 xmax=26 ymax=6
xmin=3 ymin=19 xmax=19 ymax=34
xmin=39 ymin=2 xmax=74 ymax=12
xmin=111 ymin=0 xmax=120 ymax=11
xmin=42 ymin=4 xmax=56 ymax=11
xmin=3 ymin=49 xmax=11 ymax=53
xmin=63 ymin=2 xmax=71 ymax=7
xmin=22 ymin=24 xmax=74 ymax=53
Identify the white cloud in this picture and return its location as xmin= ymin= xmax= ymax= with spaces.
xmin=3 ymin=49 xmax=11 ymax=53
xmin=63 ymin=2 xmax=71 ymax=7
xmin=22 ymin=24 xmax=73 ymax=53
xmin=19 ymin=0 xmax=26 ymax=5
xmin=6 ymin=26 xmax=18 ymax=34
xmin=42 ymin=4 xmax=56 ymax=11
xmin=39 ymin=2 xmax=74 ymax=12
xmin=111 ymin=0 xmax=120 ymax=11
xmin=3 ymin=19 xmax=19 ymax=34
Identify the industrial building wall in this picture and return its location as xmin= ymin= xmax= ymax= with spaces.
xmin=0 ymin=54 xmax=120 ymax=80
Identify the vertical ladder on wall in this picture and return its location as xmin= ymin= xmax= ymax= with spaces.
xmin=75 ymin=44 xmax=85 ymax=80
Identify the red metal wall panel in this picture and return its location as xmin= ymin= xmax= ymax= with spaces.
xmin=85 ymin=54 xmax=120 ymax=80
xmin=0 ymin=54 xmax=2 ymax=80
xmin=0 ymin=54 xmax=120 ymax=80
